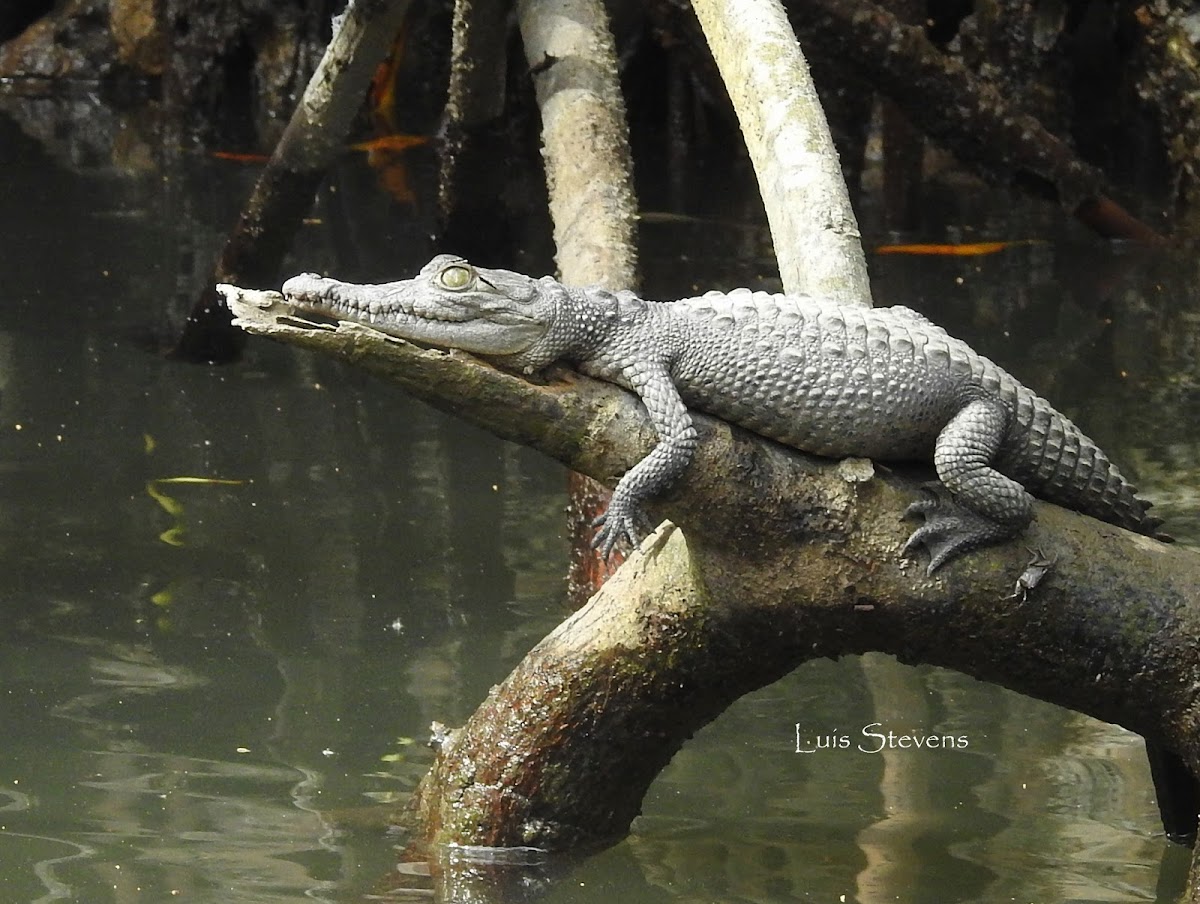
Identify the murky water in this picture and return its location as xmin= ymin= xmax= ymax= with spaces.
xmin=0 ymin=105 xmax=1196 ymax=903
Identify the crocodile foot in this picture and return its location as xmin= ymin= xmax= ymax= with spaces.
xmin=591 ymin=501 xmax=654 ymax=560
xmin=903 ymin=485 xmax=1014 ymax=574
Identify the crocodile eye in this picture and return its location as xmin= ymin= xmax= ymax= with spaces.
xmin=438 ymin=264 xmax=473 ymax=290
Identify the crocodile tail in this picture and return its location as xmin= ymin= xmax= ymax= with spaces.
xmin=1007 ymin=389 xmax=1169 ymax=540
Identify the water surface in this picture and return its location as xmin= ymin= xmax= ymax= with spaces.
xmin=0 ymin=108 xmax=1195 ymax=903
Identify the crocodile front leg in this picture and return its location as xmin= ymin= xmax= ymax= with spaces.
xmin=592 ymin=364 xmax=698 ymax=557
xmin=904 ymin=398 xmax=1034 ymax=573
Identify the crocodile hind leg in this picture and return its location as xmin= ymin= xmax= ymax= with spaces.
xmin=904 ymin=398 xmax=1033 ymax=573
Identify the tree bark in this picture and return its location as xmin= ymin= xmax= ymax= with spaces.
xmin=437 ymin=0 xmax=512 ymax=226
xmin=221 ymin=288 xmax=1200 ymax=853
xmin=513 ymin=0 xmax=641 ymax=599
xmin=516 ymin=0 xmax=639 ymax=289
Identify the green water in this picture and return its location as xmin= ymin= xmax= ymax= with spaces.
xmin=0 ymin=107 xmax=1194 ymax=903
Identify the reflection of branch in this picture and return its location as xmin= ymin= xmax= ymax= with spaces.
xmin=855 ymin=655 xmax=935 ymax=901
xmin=223 ymin=287 xmax=1200 ymax=854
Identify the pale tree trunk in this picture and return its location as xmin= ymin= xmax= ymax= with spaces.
xmin=516 ymin=0 xmax=639 ymax=290
xmin=514 ymin=0 xmax=641 ymax=601
xmin=691 ymin=0 xmax=872 ymax=305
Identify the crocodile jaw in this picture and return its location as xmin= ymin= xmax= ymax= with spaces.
xmin=281 ymin=268 xmax=548 ymax=357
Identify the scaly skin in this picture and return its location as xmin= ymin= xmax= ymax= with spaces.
xmin=281 ymin=254 xmax=1164 ymax=571
xmin=280 ymin=254 xmax=1193 ymax=843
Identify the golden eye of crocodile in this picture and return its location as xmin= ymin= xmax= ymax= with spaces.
xmin=438 ymin=264 xmax=473 ymax=290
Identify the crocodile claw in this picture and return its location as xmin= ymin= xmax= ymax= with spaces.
xmin=903 ymin=486 xmax=1011 ymax=574
xmin=590 ymin=503 xmax=653 ymax=559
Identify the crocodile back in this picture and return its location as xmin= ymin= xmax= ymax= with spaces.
xmin=660 ymin=290 xmax=1163 ymax=537
xmin=663 ymin=290 xmax=966 ymax=460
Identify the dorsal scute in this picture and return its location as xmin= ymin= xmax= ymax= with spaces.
xmin=583 ymin=286 xmax=649 ymax=327
xmin=579 ymin=285 xmax=623 ymax=318
xmin=675 ymin=289 xmax=825 ymax=329
xmin=885 ymin=305 xmax=941 ymax=331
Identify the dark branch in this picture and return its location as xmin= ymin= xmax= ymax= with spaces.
xmin=224 ymin=289 xmax=1200 ymax=849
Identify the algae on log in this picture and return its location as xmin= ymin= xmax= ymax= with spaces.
xmin=221 ymin=286 xmax=1200 ymax=852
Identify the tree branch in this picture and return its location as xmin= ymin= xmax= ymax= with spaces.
xmin=177 ymin=0 xmax=414 ymax=361
xmin=222 ymin=288 xmax=1200 ymax=850
xmin=792 ymin=0 xmax=1165 ymax=241
xmin=691 ymin=0 xmax=871 ymax=304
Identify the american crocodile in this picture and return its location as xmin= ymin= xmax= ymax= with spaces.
xmin=282 ymin=254 xmax=1165 ymax=567
xmin=280 ymin=253 xmax=1193 ymax=842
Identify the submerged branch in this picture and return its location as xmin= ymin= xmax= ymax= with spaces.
xmin=223 ymin=287 xmax=1200 ymax=850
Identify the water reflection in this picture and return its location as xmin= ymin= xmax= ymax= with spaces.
xmin=0 ymin=99 xmax=1196 ymax=902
